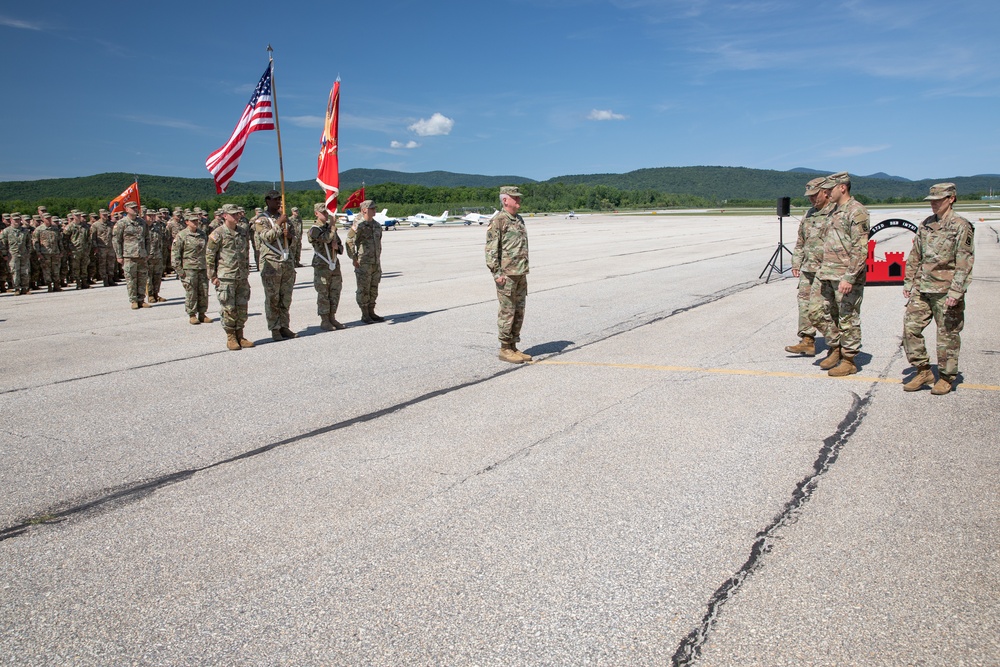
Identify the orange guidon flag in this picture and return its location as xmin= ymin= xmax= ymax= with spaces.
xmin=108 ymin=181 xmax=140 ymax=215
xmin=316 ymin=79 xmax=340 ymax=214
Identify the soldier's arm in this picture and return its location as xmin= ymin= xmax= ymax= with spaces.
xmin=948 ymin=221 xmax=975 ymax=301
xmin=206 ymin=233 xmax=220 ymax=284
xmin=345 ymin=228 xmax=358 ymax=260
xmin=485 ymin=217 xmax=502 ymax=276
xmin=902 ymin=231 xmax=921 ymax=297
xmin=842 ymin=209 xmax=870 ymax=284
xmin=171 ymin=233 xmax=185 ymax=276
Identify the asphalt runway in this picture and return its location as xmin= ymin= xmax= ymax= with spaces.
xmin=1 ymin=209 xmax=998 ymax=665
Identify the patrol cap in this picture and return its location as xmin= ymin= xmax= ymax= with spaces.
xmin=823 ymin=171 xmax=850 ymax=188
xmin=804 ymin=177 xmax=826 ymax=196
xmin=360 ymin=199 xmax=375 ymax=210
xmin=221 ymin=203 xmax=241 ymax=215
xmin=924 ymin=182 xmax=957 ymax=200
xmin=291 ymin=207 xmax=299 ymax=212
xmin=314 ymin=202 xmax=328 ymax=214
xmin=184 ymin=212 xmax=200 ymax=222
xmin=499 ymin=185 xmax=523 ymax=198
xmin=37 ymin=206 xmax=47 ymax=213
xmin=264 ymin=189 xmax=281 ymax=200
xmin=1 ymin=213 xmax=9 ymax=219
xmin=99 ymin=208 xmax=108 ymax=214
xmin=158 ymin=207 xmax=169 ymax=213
xmin=125 ymin=201 xmax=138 ymax=210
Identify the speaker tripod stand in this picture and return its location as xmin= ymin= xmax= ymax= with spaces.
xmin=759 ymin=213 xmax=793 ymax=284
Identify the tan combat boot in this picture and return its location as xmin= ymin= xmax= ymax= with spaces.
xmin=331 ymin=318 xmax=346 ymax=330
xmin=237 ymin=329 xmax=255 ymax=348
xmin=360 ymin=306 xmax=374 ymax=324
xmin=785 ymin=335 xmax=816 ymax=356
xmin=512 ymin=346 xmax=533 ymax=362
xmin=199 ymin=313 xmax=212 ymax=324
xmin=498 ymin=345 xmax=523 ymax=364
xmin=930 ymin=377 xmax=953 ymax=395
xmin=226 ymin=331 xmax=241 ymax=351
xmin=140 ymin=301 xmax=151 ymax=308
xmin=902 ymin=366 xmax=934 ymax=392
xmin=189 ymin=315 xmax=200 ymax=325
xmin=819 ymin=346 xmax=841 ymax=370
xmin=131 ymin=302 xmax=140 ymax=310
xmin=279 ymin=326 xmax=297 ymax=339
xmin=320 ymin=316 xmax=334 ymax=331
xmin=828 ymin=355 xmax=857 ymax=377
xmin=369 ymin=306 xmax=385 ymax=323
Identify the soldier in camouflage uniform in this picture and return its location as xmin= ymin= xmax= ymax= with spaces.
xmin=166 ymin=209 xmax=184 ymax=279
xmin=113 ymin=201 xmax=151 ymax=309
xmin=90 ymin=210 xmax=117 ymax=287
xmin=485 ymin=186 xmax=531 ymax=363
xmin=173 ymin=212 xmax=211 ymax=325
xmin=208 ymin=204 xmax=254 ymax=350
xmin=901 ymin=183 xmax=975 ymax=395
xmin=0 ymin=214 xmax=32 ymax=294
xmin=289 ymin=206 xmax=304 ymax=267
xmin=33 ymin=214 xmax=63 ymax=292
xmin=346 ymin=200 xmax=384 ymax=323
xmin=809 ymin=172 xmax=869 ymax=377
xmin=65 ymin=211 xmax=92 ymax=289
xmin=146 ymin=210 xmax=168 ymax=302
xmin=254 ymin=190 xmax=297 ymax=341
xmin=309 ymin=202 xmax=346 ymax=331
xmin=786 ymin=177 xmax=834 ymax=356
xmin=0 ymin=214 xmax=8 ymax=293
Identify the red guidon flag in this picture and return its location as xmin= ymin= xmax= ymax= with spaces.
xmin=342 ymin=185 xmax=365 ymax=211
xmin=316 ymin=79 xmax=340 ymax=214
xmin=108 ymin=181 xmax=140 ymax=215
xmin=205 ymin=63 xmax=275 ymax=194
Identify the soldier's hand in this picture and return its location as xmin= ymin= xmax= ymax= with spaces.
xmin=117 ymin=258 xmax=123 ymax=265
xmin=945 ymin=296 xmax=958 ymax=307
xmin=903 ymin=290 xmax=910 ymax=299
xmin=791 ymin=268 xmax=800 ymax=278
xmin=277 ymin=213 xmax=288 ymax=226
xmin=837 ymin=280 xmax=852 ymax=295
xmin=495 ymin=275 xmax=506 ymax=286
xmin=353 ymin=258 xmax=360 ymax=269
xmin=212 ymin=277 xmax=220 ymax=287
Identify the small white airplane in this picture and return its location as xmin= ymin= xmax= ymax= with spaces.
xmin=375 ymin=208 xmax=400 ymax=230
xmin=405 ymin=210 xmax=449 ymax=227
xmin=461 ymin=209 xmax=498 ymax=225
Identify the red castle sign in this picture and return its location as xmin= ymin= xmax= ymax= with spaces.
xmin=866 ymin=218 xmax=917 ymax=285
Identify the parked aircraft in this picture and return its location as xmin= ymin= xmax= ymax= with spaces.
xmin=461 ymin=210 xmax=498 ymax=225
xmin=405 ymin=211 xmax=450 ymax=227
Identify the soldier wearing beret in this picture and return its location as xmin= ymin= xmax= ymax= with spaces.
xmin=112 ymin=201 xmax=150 ymax=308
xmin=207 ymin=204 xmax=254 ymax=350
xmin=309 ymin=202 xmax=346 ymax=330
xmin=901 ymin=183 xmax=975 ymax=395
xmin=346 ymin=199 xmax=385 ymax=323
xmin=786 ymin=177 xmax=834 ymax=356
xmin=173 ymin=213 xmax=211 ymax=326
xmin=485 ymin=186 xmax=531 ymax=363
xmin=810 ymin=172 xmax=869 ymax=376
xmin=253 ymin=190 xmax=297 ymax=341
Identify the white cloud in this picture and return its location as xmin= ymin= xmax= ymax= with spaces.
xmin=408 ymin=112 xmax=454 ymax=136
xmin=827 ymin=144 xmax=891 ymax=158
xmin=285 ymin=115 xmax=325 ymax=128
xmin=120 ymin=115 xmax=204 ymax=132
xmin=390 ymin=140 xmax=420 ymax=149
xmin=587 ymin=109 xmax=628 ymax=121
xmin=0 ymin=15 xmax=45 ymax=30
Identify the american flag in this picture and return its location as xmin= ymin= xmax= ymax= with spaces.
xmin=205 ymin=63 xmax=275 ymax=194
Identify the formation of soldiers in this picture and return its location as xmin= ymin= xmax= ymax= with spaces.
xmin=788 ymin=173 xmax=975 ymax=395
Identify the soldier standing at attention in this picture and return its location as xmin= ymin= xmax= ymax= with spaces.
xmin=786 ymin=177 xmax=834 ymax=356
xmin=485 ymin=186 xmax=531 ymax=363
xmin=901 ymin=183 xmax=975 ymax=395
xmin=207 ymin=204 xmax=254 ymax=350
xmin=66 ymin=211 xmax=92 ymax=289
xmin=254 ymin=190 xmax=297 ymax=341
xmin=309 ymin=202 xmax=346 ymax=331
xmin=289 ymin=206 xmax=304 ymax=267
xmin=146 ymin=209 xmax=168 ymax=302
xmin=173 ymin=212 xmax=211 ymax=326
xmin=90 ymin=210 xmax=117 ymax=287
xmin=810 ymin=172 xmax=869 ymax=377
xmin=346 ymin=200 xmax=384 ymax=323
xmin=113 ymin=201 xmax=150 ymax=309
xmin=33 ymin=213 xmax=63 ymax=292
xmin=0 ymin=214 xmax=32 ymax=294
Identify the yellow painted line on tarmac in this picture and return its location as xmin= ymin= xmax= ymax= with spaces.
xmin=532 ymin=360 xmax=1000 ymax=392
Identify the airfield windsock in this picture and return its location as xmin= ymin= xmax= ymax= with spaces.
xmin=205 ymin=63 xmax=275 ymax=194
xmin=108 ymin=180 xmax=140 ymax=215
xmin=316 ymin=79 xmax=340 ymax=214
xmin=343 ymin=185 xmax=365 ymax=211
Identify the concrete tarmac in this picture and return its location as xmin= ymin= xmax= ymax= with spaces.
xmin=1 ymin=210 xmax=998 ymax=665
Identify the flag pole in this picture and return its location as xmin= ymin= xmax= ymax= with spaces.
xmin=267 ymin=44 xmax=288 ymax=218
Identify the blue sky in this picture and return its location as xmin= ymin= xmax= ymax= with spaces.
xmin=3 ymin=0 xmax=998 ymax=184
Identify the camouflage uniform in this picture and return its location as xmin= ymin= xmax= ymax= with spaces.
xmin=90 ymin=217 xmax=117 ymax=286
xmin=112 ymin=213 xmax=149 ymax=305
xmin=289 ymin=210 xmax=304 ymax=266
xmin=792 ymin=201 xmax=834 ymax=339
xmin=65 ymin=218 xmax=91 ymax=288
xmin=207 ymin=222 xmax=251 ymax=335
xmin=346 ymin=209 xmax=383 ymax=318
xmin=173 ymin=225 xmax=209 ymax=318
xmin=0 ymin=221 xmax=32 ymax=293
xmin=309 ymin=207 xmax=344 ymax=329
xmin=902 ymin=206 xmax=974 ymax=383
xmin=32 ymin=221 xmax=63 ymax=291
xmin=485 ymin=203 xmax=529 ymax=348
xmin=254 ymin=209 xmax=296 ymax=335
xmin=0 ymin=217 xmax=8 ymax=292
xmin=811 ymin=192 xmax=869 ymax=360
xmin=146 ymin=218 xmax=168 ymax=301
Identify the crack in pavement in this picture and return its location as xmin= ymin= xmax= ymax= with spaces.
xmin=0 ymin=278 xmax=766 ymax=544
xmin=670 ymin=346 xmax=904 ymax=666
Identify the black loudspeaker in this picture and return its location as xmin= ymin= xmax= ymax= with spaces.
xmin=777 ymin=197 xmax=791 ymax=217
